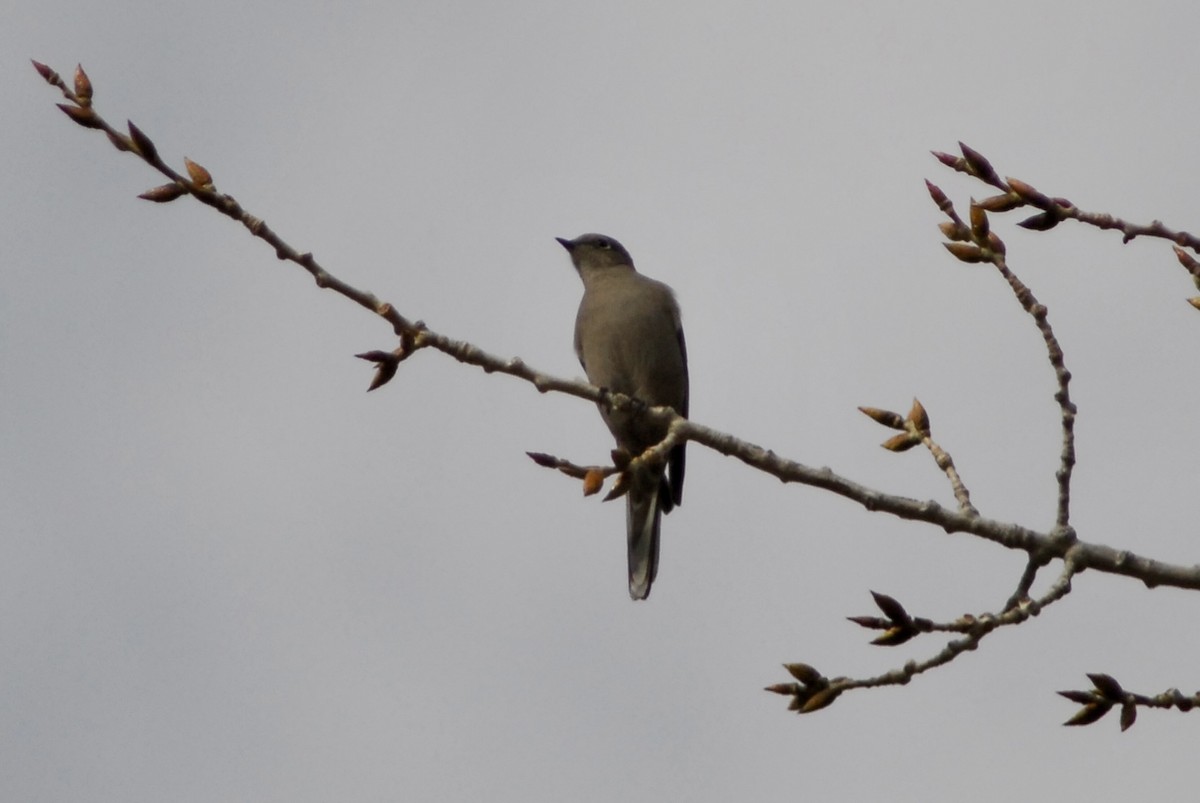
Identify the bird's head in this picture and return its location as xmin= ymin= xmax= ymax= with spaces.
xmin=556 ymin=233 xmax=635 ymax=274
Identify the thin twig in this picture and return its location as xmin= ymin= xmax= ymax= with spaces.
xmin=990 ymin=255 xmax=1077 ymax=530
xmin=772 ymin=560 xmax=1078 ymax=711
xmin=928 ymin=156 xmax=1078 ymax=531
xmin=921 ymin=433 xmax=978 ymax=516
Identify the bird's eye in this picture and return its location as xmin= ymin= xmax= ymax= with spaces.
xmin=597 ymin=238 xmax=611 ymax=249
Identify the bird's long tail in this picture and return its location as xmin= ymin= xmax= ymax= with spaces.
xmin=626 ymin=481 xmax=663 ymax=600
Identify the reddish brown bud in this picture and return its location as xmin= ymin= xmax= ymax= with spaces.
xmin=1087 ymin=673 xmax=1124 ymax=700
xmin=943 ymin=242 xmax=987 ymax=263
xmin=1173 ymin=245 xmax=1200 ymax=274
xmin=1017 ymin=212 xmax=1061 ymax=231
xmin=958 ymin=142 xmax=1000 ymax=184
xmin=1006 ymin=177 xmax=1052 ymax=207
xmin=858 ymin=406 xmax=904 ymax=429
xmin=871 ymin=626 xmax=916 ymax=646
xmin=366 ymin=365 xmax=398 ymax=391
xmin=871 ymin=590 xmax=911 ymax=624
xmin=137 ymin=183 xmax=187 ymax=203
xmin=881 ymin=433 xmax=918 ymax=452
xmin=127 ymin=121 xmax=158 ymax=161
xmin=975 ymin=192 xmax=1024 ymax=213
xmin=800 ymin=687 xmax=842 ymax=713
xmin=582 ymin=469 xmax=604 ymax=497
xmin=184 ymin=157 xmax=213 ymax=188
xmin=1120 ymin=702 xmax=1137 ymax=731
xmin=907 ymin=398 xmax=930 ymax=433
xmin=354 ymin=349 xmax=402 ymax=391
xmin=925 ymin=180 xmax=954 ymax=216
xmin=56 ymin=103 xmax=101 ymax=129
xmin=764 ymin=683 xmax=801 ymax=696
xmin=73 ymin=64 xmax=93 ymax=105
xmin=32 ymin=59 xmax=59 ymax=85
xmin=969 ymin=201 xmax=989 ymax=238
xmin=986 ymin=231 xmax=1007 ymax=256
xmin=938 ymin=221 xmax=970 ymax=241
xmin=783 ymin=663 xmax=823 ymax=684
xmin=1063 ymin=703 xmax=1111 ymax=727
xmin=930 ymin=150 xmax=963 ymax=170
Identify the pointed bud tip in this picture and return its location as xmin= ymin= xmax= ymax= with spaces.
xmin=870 ymin=590 xmax=910 ymax=623
xmin=881 ymin=432 xmax=918 ymax=452
xmin=73 ymin=64 xmax=93 ymax=103
xmin=931 ymin=151 xmax=960 ymax=168
xmin=56 ymin=102 xmax=101 ymax=129
xmin=943 ymin=242 xmax=987 ymax=263
xmin=1017 ymin=212 xmax=1061 ymax=231
xmin=976 ymin=192 xmax=1023 ymax=213
xmin=783 ymin=663 xmax=823 ymax=684
xmin=1120 ymin=702 xmax=1137 ymax=731
xmin=32 ymin=59 xmax=57 ymax=82
xmin=137 ymin=183 xmax=187 ymax=203
xmin=925 ymin=180 xmax=950 ymax=206
xmin=1087 ymin=672 xmax=1124 ymax=699
xmin=958 ymin=142 xmax=999 ymax=182
xmin=858 ymin=406 xmax=904 ymax=429
xmin=525 ymin=451 xmax=556 ymax=468
xmin=126 ymin=121 xmax=159 ymax=161
xmin=938 ymin=220 xmax=970 ymax=241
xmin=184 ymin=157 xmax=213 ymax=187
xmin=764 ymin=682 xmax=800 ymax=696
xmin=1063 ymin=703 xmax=1112 ymax=727
xmin=799 ymin=687 xmax=841 ymax=713
xmin=907 ymin=398 xmax=930 ymax=432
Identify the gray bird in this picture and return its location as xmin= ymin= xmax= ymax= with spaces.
xmin=557 ymin=233 xmax=688 ymax=600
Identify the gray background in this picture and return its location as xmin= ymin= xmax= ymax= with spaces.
xmin=5 ymin=2 xmax=1199 ymax=801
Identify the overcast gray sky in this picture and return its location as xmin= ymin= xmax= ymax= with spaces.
xmin=6 ymin=2 xmax=1200 ymax=801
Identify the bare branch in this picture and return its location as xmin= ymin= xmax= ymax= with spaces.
xmin=930 ymin=167 xmax=1077 ymax=530
xmin=35 ymin=63 xmax=1200 ymax=725
xmin=860 ymin=400 xmax=978 ymax=516
xmin=1005 ymin=555 xmax=1045 ymax=612
xmin=989 ymin=254 xmax=1077 ymax=529
xmin=937 ymin=142 xmax=1200 ymax=273
xmin=773 ymin=560 xmax=1079 ymax=714
xmin=36 ymin=62 xmax=1200 ymax=592
xmin=1059 ymin=674 xmax=1200 ymax=731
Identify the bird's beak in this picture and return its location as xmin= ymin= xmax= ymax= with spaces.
xmin=555 ymin=237 xmax=574 ymax=252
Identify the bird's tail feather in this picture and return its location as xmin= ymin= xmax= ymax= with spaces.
xmin=626 ymin=485 xmax=661 ymax=600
